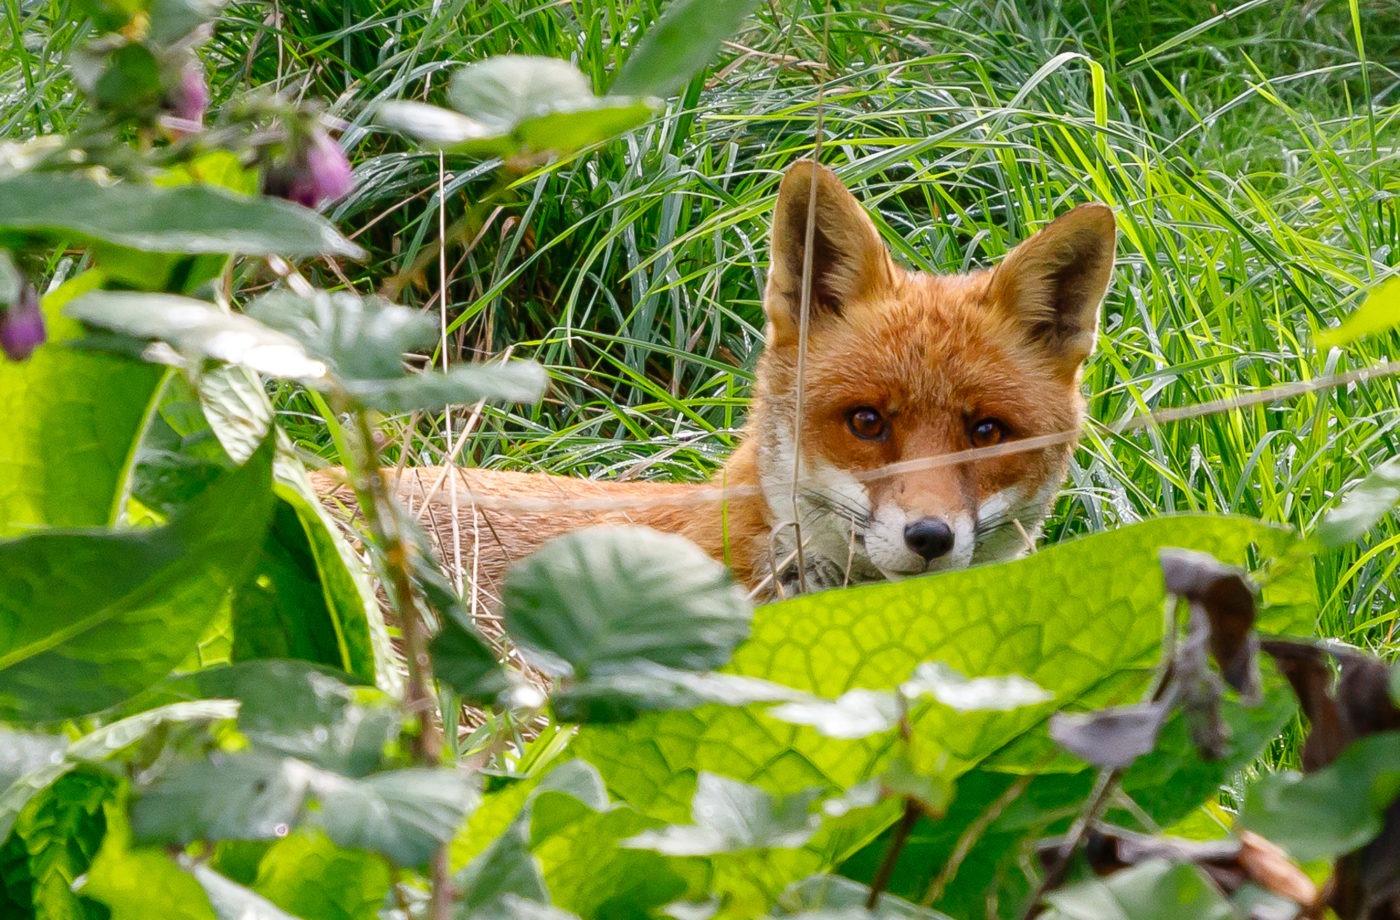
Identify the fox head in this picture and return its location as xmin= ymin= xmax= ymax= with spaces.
xmin=749 ymin=161 xmax=1115 ymax=590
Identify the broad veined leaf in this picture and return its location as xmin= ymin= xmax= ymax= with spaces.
xmin=0 ymin=173 xmax=365 ymax=259
xmin=66 ymin=291 xmax=330 ymax=383
xmin=1318 ymin=457 xmax=1400 ymax=547
xmin=81 ymin=835 xmax=218 ymax=920
xmin=156 ymin=661 xmax=398 ymax=777
xmin=245 ymin=290 xmax=547 ymax=410
xmin=132 ymin=751 xmax=477 ymax=867
xmin=251 ymin=830 xmax=391 ymax=920
xmin=502 ymin=525 xmax=754 ymax=721
xmin=561 ymin=516 xmax=1296 ymax=908
xmin=0 ymin=439 xmax=276 ymax=722
xmin=611 ymin=0 xmax=763 ymax=97
xmin=0 ymin=270 xmax=167 ymax=537
xmin=1316 ymin=276 xmax=1400 ymax=349
xmin=378 ymin=56 xmax=657 ymax=158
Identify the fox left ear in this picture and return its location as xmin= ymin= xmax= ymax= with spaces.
xmin=989 ymin=204 xmax=1116 ymax=377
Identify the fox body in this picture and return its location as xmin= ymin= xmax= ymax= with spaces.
xmin=316 ymin=162 xmax=1115 ymax=602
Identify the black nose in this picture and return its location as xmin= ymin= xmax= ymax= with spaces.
xmin=904 ymin=517 xmax=954 ymax=561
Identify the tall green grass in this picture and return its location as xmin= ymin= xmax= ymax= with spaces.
xmin=5 ymin=0 xmax=1399 ymax=646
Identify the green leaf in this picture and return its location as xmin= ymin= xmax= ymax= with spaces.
xmin=251 ymin=831 xmax=391 ymax=920
xmin=161 ymin=661 xmax=397 ymax=777
xmin=379 ymin=56 xmax=657 ymax=158
xmin=1316 ymin=276 xmax=1400 ymax=348
xmin=778 ymin=875 xmax=952 ymax=919
xmin=1318 ymin=457 xmax=1400 ymax=547
xmin=624 ymin=774 xmax=821 ymax=856
xmin=132 ymin=752 xmax=477 ymax=867
xmin=231 ymin=489 xmax=382 ymax=682
xmin=611 ymin=0 xmax=762 ymax=97
xmin=0 ymin=271 xmax=167 ymax=537
xmin=1038 ymin=859 xmax=1233 ymax=920
xmin=1239 ymin=732 xmax=1400 ymax=862
xmin=505 ymin=525 xmax=753 ymax=678
xmin=432 ymin=613 xmax=512 ymax=704
xmin=82 ymin=837 xmax=217 ymax=920
xmin=6 ymin=770 xmax=118 ymax=920
xmin=0 ymin=174 xmax=365 ymax=259
xmin=244 ymin=290 xmax=547 ymax=409
xmin=190 ymin=865 xmax=299 ymax=920
xmin=564 ymin=516 xmax=1295 ymax=906
xmin=353 ymin=362 xmax=548 ymax=412
xmin=66 ymin=291 xmax=330 ymax=383
xmin=0 ymin=438 xmax=276 ymax=722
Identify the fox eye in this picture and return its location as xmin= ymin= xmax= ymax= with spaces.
xmin=969 ymin=418 xmax=1007 ymax=448
xmin=847 ymin=406 xmax=887 ymax=440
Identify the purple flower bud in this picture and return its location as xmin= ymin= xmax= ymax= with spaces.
xmin=262 ymin=128 xmax=354 ymax=209
xmin=0 ymin=281 xmax=45 ymax=362
xmin=164 ymin=60 xmax=210 ymax=128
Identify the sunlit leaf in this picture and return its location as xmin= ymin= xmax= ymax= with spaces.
xmin=1316 ymin=276 xmax=1400 ymax=348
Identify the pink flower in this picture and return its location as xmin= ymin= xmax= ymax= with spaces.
xmin=263 ymin=128 xmax=354 ymax=209
xmin=0 ymin=280 xmax=44 ymax=362
xmin=164 ymin=60 xmax=209 ymax=128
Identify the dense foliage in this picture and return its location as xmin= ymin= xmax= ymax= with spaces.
xmin=1 ymin=0 xmax=1399 ymax=918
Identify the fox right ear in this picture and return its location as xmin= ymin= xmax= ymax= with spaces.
xmin=765 ymin=161 xmax=893 ymax=345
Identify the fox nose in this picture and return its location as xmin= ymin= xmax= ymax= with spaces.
xmin=904 ymin=517 xmax=954 ymax=561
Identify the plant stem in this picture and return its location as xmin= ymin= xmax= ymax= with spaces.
xmin=866 ymin=799 xmax=921 ymax=911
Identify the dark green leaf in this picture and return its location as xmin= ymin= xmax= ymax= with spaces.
xmin=456 ymin=820 xmax=550 ymax=913
xmin=0 ymin=438 xmax=276 ymax=721
xmin=624 ymin=774 xmax=820 ymax=856
xmin=133 ymin=752 xmax=477 ymax=867
xmin=1038 ymin=859 xmax=1233 ymax=920
xmin=93 ymin=42 xmax=163 ymax=113
xmin=504 ymin=525 xmax=752 ymax=679
xmin=164 ymin=661 xmax=397 ymax=777
xmin=0 ymin=174 xmax=364 ymax=259
xmin=66 ymin=291 xmax=330 ymax=382
xmin=612 ymin=0 xmax=762 ymax=97
xmin=432 ymin=614 xmax=511 ymax=705
xmin=1239 ymin=732 xmax=1400 ymax=862
xmin=1319 ymin=458 xmax=1400 ymax=547
xmin=148 ymin=0 xmax=227 ymax=45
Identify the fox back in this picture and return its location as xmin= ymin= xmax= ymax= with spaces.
xmin=315 ymin=161 xmax=1116 ymax=601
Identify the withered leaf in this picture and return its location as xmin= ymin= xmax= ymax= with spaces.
xmin=1049 ymin=700 xmax=1172 ymax=770
xmin=1162 ymin=548 xmax=1259 ymax=697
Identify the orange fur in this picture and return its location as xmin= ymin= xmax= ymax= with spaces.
xmin=313 ymin=161 xmax=1116 ymax=602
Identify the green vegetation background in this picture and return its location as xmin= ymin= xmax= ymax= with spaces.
xmin=7 ymin=0 xmax=1399 ymax=651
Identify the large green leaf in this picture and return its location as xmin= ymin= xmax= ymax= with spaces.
xmin=0 ymin=438 xmax=275 ymax=722
xmin=502 ymin=525 xmax=754 ymax=722
xmin=0 ymin=174 xmax=365 ymax=259
xmin=1318 ymin=457 xmax=1400 ymax=547
xmin=0 ymin=271 xmax=167 ymax=537
xmin=377 ymin=56 xmax=656 ymax=158
xmin=559 ymin=516 xmax=1295 ymax=908
xmin=611 ymin=0 xmax=762 ymax=97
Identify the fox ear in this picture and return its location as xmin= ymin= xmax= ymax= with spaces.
xmin=989 ymin=204 xmax=1116 ymax=377
xmin=765 ymin=161 xmax=893 ymax=345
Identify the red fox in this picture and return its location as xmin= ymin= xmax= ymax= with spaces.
xmin=315 ymin=162 xmax=1115 ymax=602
